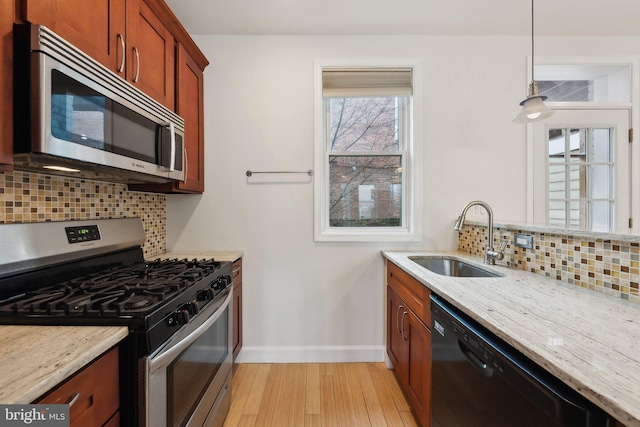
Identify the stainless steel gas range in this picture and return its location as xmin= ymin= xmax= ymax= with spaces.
xmin=0 ymin=218 xmax=233 ymax=427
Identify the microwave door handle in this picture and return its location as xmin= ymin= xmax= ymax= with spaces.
xmin=169 ymin=122 xmax=176 ymax=172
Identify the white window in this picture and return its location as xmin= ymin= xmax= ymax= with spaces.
xmin=526 ymin=58 xmax=637 ymax=234
xmin=314 ymin=63 xmax=422 ymax=242
xmin=531 ymin=109 xmax=630 ymax=233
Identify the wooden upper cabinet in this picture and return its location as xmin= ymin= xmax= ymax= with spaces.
xmin=0 ymin=0 xmax=14 ymax=170
xmin=23 ymin=0 xmax=175 ymax=108
xmin=22 ymin=0 xmax=126 ymax=77
xmin=129 ymin=43 xmax=205 ymax=193
xmin=175 ymin=43 xmax=204 ymax=192
xmin=126 ymin=0 xmax=175 ymax=109
xmin=15 ymin=0 xmax=208 ymax=192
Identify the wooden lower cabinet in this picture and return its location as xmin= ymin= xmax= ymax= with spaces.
xmin=387 ymin=261 xmax=431 ymax=427
xmin=37 ymin=346 xmax=120 ymax=427
xmin=232 ymin=258 xmax=243 ymax=361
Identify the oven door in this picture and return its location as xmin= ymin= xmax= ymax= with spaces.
xmin=142 ymin=290 xmax=233 ymax=427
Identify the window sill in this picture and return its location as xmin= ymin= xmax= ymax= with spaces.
xmin=314 ymin=227 xmax=421 ymax=243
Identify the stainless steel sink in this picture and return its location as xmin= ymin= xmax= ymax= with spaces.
xmin=408 ymin=256 xmax=502 ymax=278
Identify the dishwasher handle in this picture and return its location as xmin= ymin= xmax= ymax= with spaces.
xmin=459 ymin=341 xmax=494 ymax=377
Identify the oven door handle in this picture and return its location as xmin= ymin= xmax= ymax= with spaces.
xmin=148 ymin=291 xmax=232 ymax=375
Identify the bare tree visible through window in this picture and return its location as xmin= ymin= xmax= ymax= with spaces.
xmin=327 ymin=97 xmax=404 ymax=227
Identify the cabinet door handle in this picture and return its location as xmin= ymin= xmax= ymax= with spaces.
xmin=117 ymin=34 xmax=125 ymax=73
xmin=133 ymin=46 xmax=140 ymax=82
xmin=396 ymin=305 xmax=404 ymax=334
xmin=401 ymin=311 xmax=408 ymax=341
xmin=67 ymin=392 xmax=80 ymax=407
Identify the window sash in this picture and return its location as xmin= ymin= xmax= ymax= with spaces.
xmin=323 ymin=96 xmax=409 ymax=231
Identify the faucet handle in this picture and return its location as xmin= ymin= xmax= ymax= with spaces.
xmin=499 ymin=240 xmax=508 ymax=251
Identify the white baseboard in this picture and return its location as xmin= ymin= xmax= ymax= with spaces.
xmin=235 ymin=345 xmax=386 ymax=363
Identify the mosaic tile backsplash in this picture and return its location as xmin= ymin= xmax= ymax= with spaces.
xmin=457 ymin=224 xmax=640 ymax=304
xmin=0 ymin=171 xmax=166 ymax=257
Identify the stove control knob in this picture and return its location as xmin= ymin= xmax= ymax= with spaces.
xmin=181 ymin=302 xmax=199 ymax=316
xmin=213 ymin=275 xmax=232 ymax=291
xmin=190 ymin=301 xmax=200 ymax=314
xmin=179 ymin=309 xmax=190 ymax=324
xmin=197 ymin=289 xmax=214 ymax=301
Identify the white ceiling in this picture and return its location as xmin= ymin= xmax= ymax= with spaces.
xmin=164 ymin=0 xmax=640 ymax=37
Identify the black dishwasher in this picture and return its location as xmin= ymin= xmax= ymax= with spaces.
xmin=430 ymin=294 xmax=611 ymax=427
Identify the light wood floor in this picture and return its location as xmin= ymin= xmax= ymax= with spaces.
xmin=223 ymin=363 xmax=419 ymax=427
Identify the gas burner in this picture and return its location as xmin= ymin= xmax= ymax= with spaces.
xmin=120 ymin=295 xmax=153 ymax=311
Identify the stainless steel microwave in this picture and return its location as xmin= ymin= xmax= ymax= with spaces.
xmin=13 ymin=25 xmax=185 ymax=184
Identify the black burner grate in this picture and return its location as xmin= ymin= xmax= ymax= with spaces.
xmin=0 ymin=258 xmax=223 ymax=317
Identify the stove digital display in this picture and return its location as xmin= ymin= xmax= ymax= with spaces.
xmin=65 ymin=225 xmax=101 ymax=243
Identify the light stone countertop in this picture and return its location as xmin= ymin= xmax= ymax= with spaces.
xmin=0 ymin=326 xmax=129 ymax=404
xmin=149 ymin=250 xmax=243 ymax=263
xmin=382 ymin=251 xmax=640 ymax=427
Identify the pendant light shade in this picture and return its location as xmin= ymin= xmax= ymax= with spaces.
xmin=513 ymin=0 xmax=554 ymax=123
xmin=513 ymin=82 xmax=554 ymax=123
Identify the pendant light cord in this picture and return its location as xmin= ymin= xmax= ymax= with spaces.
xmin=531 ymin=0 xmax=535 ymax=81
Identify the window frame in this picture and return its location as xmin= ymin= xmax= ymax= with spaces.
xmin=313 ymin=59 xmax=423 ymax=242
xmin=530 ymin=108 xmax=631 ymax=233
xmin=525 ymin=56 xmax=639 ymax=235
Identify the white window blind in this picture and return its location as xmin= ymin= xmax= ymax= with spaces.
xmin=322 ymin=68 xmax=413 ymax=97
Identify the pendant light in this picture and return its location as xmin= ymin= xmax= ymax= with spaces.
xmin=513 ymin=0 xmax=554 ymax=123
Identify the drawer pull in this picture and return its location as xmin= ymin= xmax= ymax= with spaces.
xmin=67 ymin=392 xmax=80 ymax=407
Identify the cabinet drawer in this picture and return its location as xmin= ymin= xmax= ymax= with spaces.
xmin=37 ymin=346 xmax=119 ymax=427
xmin=387 ymin=261 xmax=431 ymax=327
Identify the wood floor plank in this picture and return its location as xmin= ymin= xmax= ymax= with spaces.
xmin=343 ymin=363 xmax=370 ymax=424
xmin=319 ymin=367 xmax=339 ymax=426
xmin=304 ymin=414 xmax=322 ymax=427
xmin=381 ymin=365 xmax=412 ymax=412
xmin=305 ymin=363 xmax=321 ymax=415
xmin=270 ymin=364 xmax=306 ymax=427
xmin=355 ymin=363 xmax=387 ymax=427
xmin=368 ymin=363 xmax=406 ymax=427
xmin=254 ymin=364 xmax=285 ymax=427
xmin=237 ymin=414 xmax=257 ymax=427
xmin=331 ymin=363 xmax=357 ymax=426
xmin=319 ymin=362 xmax=334 ymax=376
xmin=243 ymin=364 xmax=272 ymax=415
xmin=224 ymin=364 xmax=257 ymax=426
xmin=399 ymin=410 xmax=420 ymax=427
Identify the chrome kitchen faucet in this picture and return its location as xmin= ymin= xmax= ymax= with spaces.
xmin=454 ymin=200 xmax=506 ymax=265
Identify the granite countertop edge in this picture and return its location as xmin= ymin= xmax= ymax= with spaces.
xmin=382 ymin=250 xmax=640 ymax=427
xmin=0 ymin=326 xmax=129 ymax=404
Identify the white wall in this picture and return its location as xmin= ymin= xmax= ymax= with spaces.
xmin=167 ymin=34 xmax=640 ymax=362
